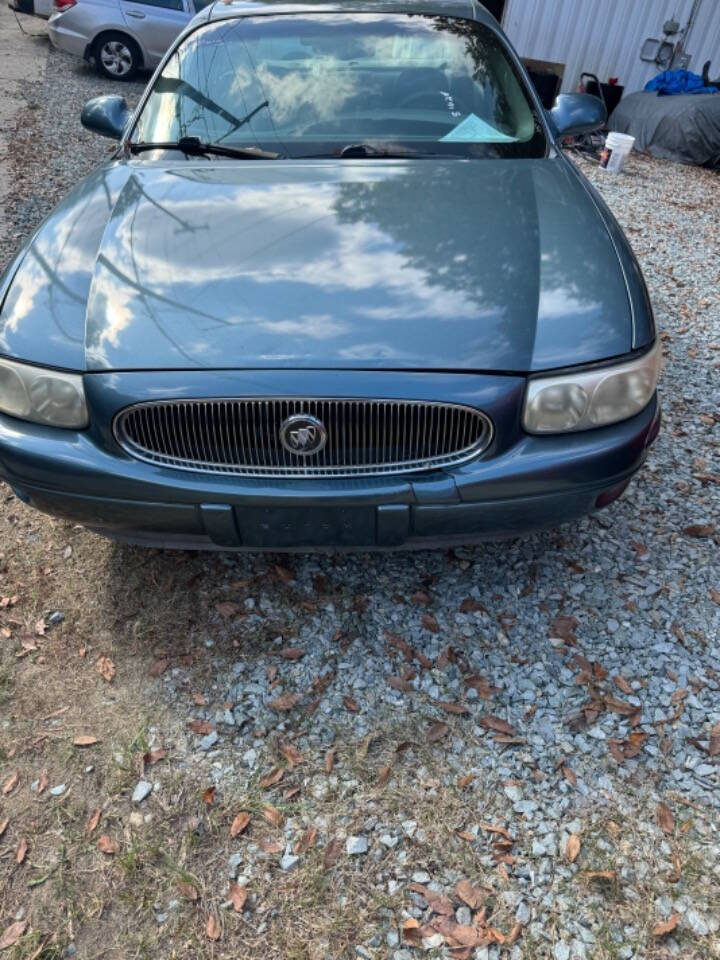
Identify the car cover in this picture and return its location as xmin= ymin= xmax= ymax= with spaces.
xmin=609 ymin=90 xmax=720 ymax=167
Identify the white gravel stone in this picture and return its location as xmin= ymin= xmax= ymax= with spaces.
xmin=346 ymin=836 xmax=368 ymax=856
xmin=131 ymin=781 xmax=152 ymax=804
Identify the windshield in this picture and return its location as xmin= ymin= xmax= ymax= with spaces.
xmin=133 ymin=13 xmax=547 ymax=159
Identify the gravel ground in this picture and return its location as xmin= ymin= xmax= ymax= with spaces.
xmin=1 ymin=30 xmax=719 ymax=960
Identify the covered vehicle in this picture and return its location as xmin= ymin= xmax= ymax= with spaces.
xmin=610 ymin=89 xmax=720 ymax=167
xmin=0 ymin=0 xmax=661 ymax=550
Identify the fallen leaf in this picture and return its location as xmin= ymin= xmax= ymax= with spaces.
xmin=565 ymin=833 xmax=581 ymax=863
xmin=710 ymin=588 xmax=720 ymax=606
xmin=215 ymin=602 xmax=240 ymax=618
xmin=96 ymin=656 xmax=115 ymax=682
xmin=16 ymin=838 xmax=28 ymax=864
xmin=683 ymin=523 xmax=715 ymax=538
xmin=386 ymin=631 xmax=414 ymax=662
xmin=278 ymin=647 xmax=305 ymax=660
xmin=455 ymin=829 xmax=476 ymax=843
xmin=387 ymin=676 xmax=413 ymax=692
xmin=177 ymin=881 xmax=198 ymax=901
xmin=422 ymin=612 xmax=440 ymax=633
xmin=613 ymin=675 xmax=634 ymax=695
xmin=507 ymin=923 xmax=523 ymax=944
xmin=2 ymin=772 xmax=18 ymax=795
xmin=273 ymin=564 xmax=294 ymax=582
xmin=324 ymin=749 xmax=335 ymax=774
xmin=408 ymin=883 xmax=454 ymax=917
xmin=584 ymin=870 xmax=616 ymax=882
xmin=203 ymin=786 xmax=216 ymax=805
xmin=259 ymin=838 xmax=283 ymax=854
xmin=464 ymin=674 xmax=493 ymax=698
xmin=459 ymin=597 xmax=487 ymax=614
xmin=0 ymin=818 xmax=7 ymax=837
xmin=376 ymin=762 xmax=393 ymax=787
xmin=323 ymin=836 xmax=343 ymax=871
xmin=268 ymin=693 xmax=299 ymax=712
xmin=479 ymin=823 xmax=514 ymax=841
xmin=426 ymin=721 xmax=450 ymax=743
xmin=479 ymin=715 xmax=518 ymax=737
xmin=657 ymin=802 xmax=675 ymax=835
xmin=430 ymin=917 xmax=483 ymax=947
xmin=144 ymin=748 xmax=166 ymax=766
xmin=73 ymin=735 xmax=99 ymax=747
xmin=35 ymin=618 xmax=46 ymax=636
xmin=652 ymin=913 xmax=680 ymax=938
xmin=436 ymin=701 xmax=469 ymax=715
xmin=205 ymin=912 xmax=221 ymax=941
xmin=455 ymin=879 xmax=484 ymax=910
xmin=0 ymin=920 xmax=27 ymax=951
xmin=188 ymin=720 xmax=215 ymax=735
xmin=228 ymin=883 xmax=247 ymax=913
xmin=457 ymin=773 xmax=475 ymax=789
xmin=192 ymin=692 xmax=206 ymax=706
xmin=97 ymin=834 xmax=119 ymax=855
xmin=561 ymin=764 xmax=577 ymax=787
xmin=402 ymin=918 xmax=422 ymax=947
xmin=411 ymin=590 xmax=432 ymax=606
xmin=16 ymin=639 xmax=37 ymax=658
xmin=342 ymin=695 xmax=360 ymax=713
xmin=149 ymin=658 xmax=169 ymax=677
xmin=604 ymin=696 xmax=637 ymax=716
xmin=262 ymin=804 xmax=283 ymax=828
xmin=709 ymin=722 xmax=720 ymax=757
xmin=259 ymin=767 xmax=284 ymax=789
xmin=230 ymin=812 xmax=251 ymax=837
xmin=86 ymin=807 xmax=101 ymax=833
xmin=37 ymin=770 xmax=49 ymax=794
xmin=549 ymin=615 xmax=579 ymax=640
xmin=296 ymin=827 xmax=317 ymax=854
xmin=279 ymin=742 xmax=302 ymax=768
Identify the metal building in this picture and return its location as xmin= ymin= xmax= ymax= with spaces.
xmin=498 ymin=0 xmax=720 ymax=94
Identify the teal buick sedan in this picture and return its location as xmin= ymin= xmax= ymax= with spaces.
xmin=0 ymin=1 xmax=661 ymax=549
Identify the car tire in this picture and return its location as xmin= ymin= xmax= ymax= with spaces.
xmin=93 ymin=32 xmax=141 ymax=81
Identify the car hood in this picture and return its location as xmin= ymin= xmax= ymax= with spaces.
xmin=0 ymin=156 xmax=632 ymax=373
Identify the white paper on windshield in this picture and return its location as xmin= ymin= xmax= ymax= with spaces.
xmin=441 ymin=114 xmax=517 ymax=143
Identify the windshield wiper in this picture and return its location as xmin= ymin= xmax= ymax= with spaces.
xmin=129 ymin=137 xmax=279 ymax=160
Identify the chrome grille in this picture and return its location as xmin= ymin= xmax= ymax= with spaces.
xmin=114 ymin=398 xmax=493 ymax=478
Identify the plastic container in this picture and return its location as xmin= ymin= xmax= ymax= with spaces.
xmin=600 ymin=132 xmax=635 ymax=173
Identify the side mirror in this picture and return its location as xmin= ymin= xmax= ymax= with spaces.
xmin=81 ymin=95 xmax=131 ymax=140
xmin=548 ymin=93 xmax=607 ymax=137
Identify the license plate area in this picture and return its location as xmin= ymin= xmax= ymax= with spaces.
xmin=234 ymin=506 xmax=377 ymax=548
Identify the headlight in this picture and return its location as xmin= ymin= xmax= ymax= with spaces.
xmin=523 ymin=341 xmax=661 ymax=434
xmin=0 ymin=356 xmax=88 ymax=428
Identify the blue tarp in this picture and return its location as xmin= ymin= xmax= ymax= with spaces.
xmin=645 ymin=69 xmax=718 ymax=96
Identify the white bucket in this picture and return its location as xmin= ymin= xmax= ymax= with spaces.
xmin=600 ymin=131 xmax=634 ymax=173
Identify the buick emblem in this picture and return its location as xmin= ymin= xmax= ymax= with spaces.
xmin=279 ymin=413 xmax=327 ymax=456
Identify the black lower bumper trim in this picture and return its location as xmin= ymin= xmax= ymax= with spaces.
xmin=11 ymin=479 xmax=623 ymax=550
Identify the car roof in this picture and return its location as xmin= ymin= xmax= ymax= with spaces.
xmin=205 ymin=1 xmax=495 ymax=27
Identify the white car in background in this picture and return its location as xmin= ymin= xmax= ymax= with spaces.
xmin=10 ymin=0 xmax=53 ymax=18
xmin=45 ymin=0 xmax=210 ymax=80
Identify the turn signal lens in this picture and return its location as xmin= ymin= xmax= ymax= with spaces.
xmin=0 ymin=357 xmax=88 ymax=428
xmin=523 ymin=341 xmax=661 ymax=434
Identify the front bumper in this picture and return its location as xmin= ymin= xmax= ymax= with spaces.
xmin=0 ymin=368 xmax=661 ymax=550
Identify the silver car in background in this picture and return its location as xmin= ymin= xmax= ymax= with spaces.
xmin=47 ymin=0 xmax=208 ymax=80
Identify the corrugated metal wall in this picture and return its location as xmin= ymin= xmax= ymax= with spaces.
xmin=502 ymin=0 xmax=720 ymax=94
